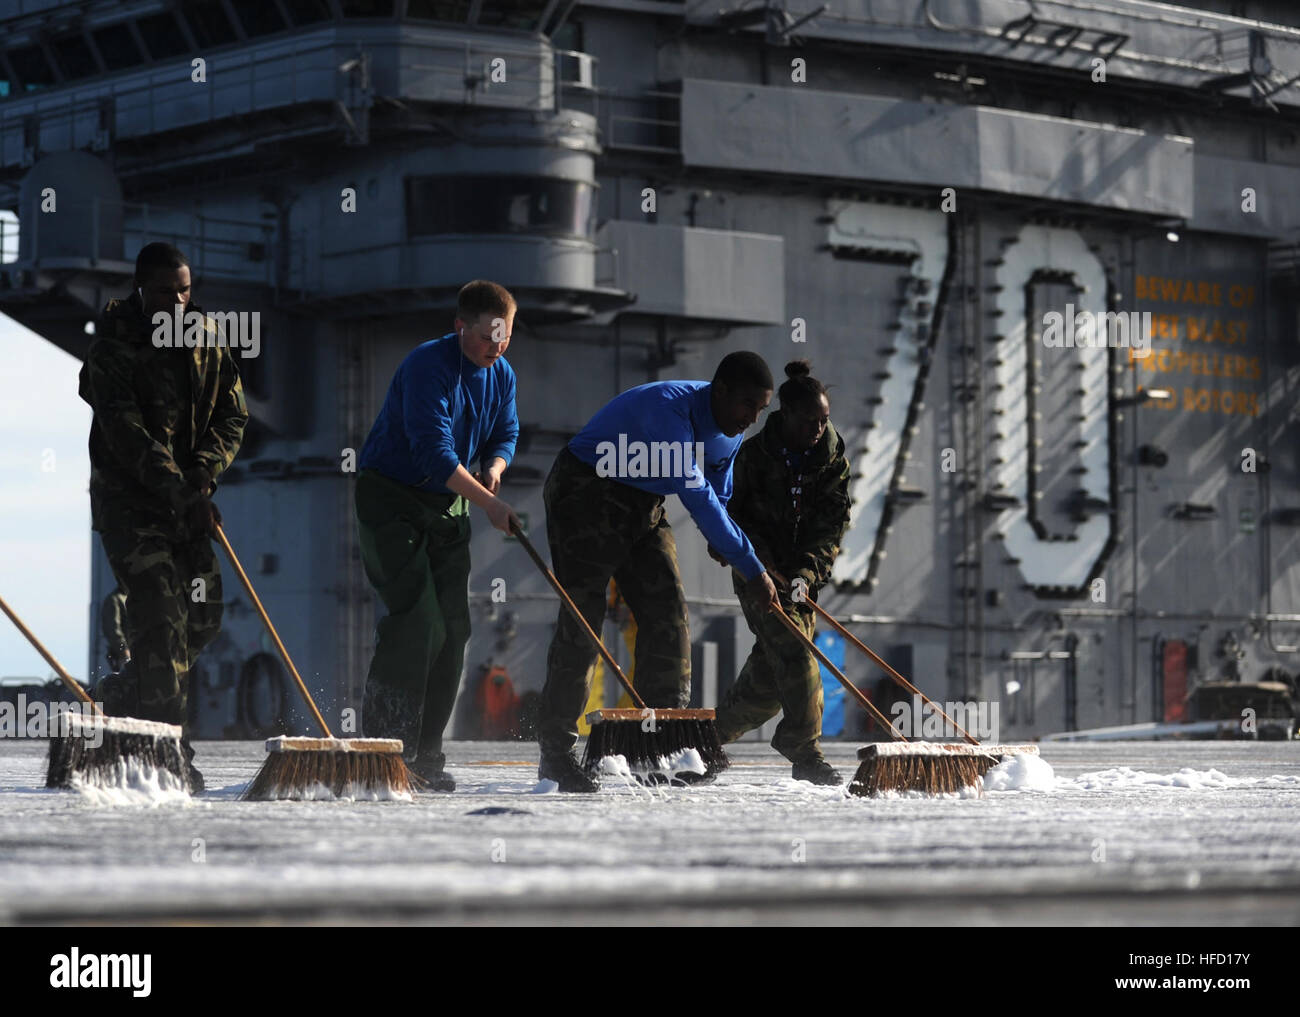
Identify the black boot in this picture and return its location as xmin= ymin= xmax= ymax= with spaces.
xmin=410 ymin=752 xmax=455 ymax=792
xmin=791 ymin=756 xmax=842 ymax=786
xmin=180 ymin=738 xmax=205 ymax=794
xmin=538 ymin=748 xmax=600 ymax=793
xmin=96 ymin=660 xmax=139 ymax=718
xmin=106 ymin=641 xmax=130 ymax=676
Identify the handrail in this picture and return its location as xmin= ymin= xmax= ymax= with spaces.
xmin=4 ymin=196 xmax=277 ymax=287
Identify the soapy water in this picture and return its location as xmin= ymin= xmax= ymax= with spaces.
xmin=70 ymin=759 xmax=192 ymax=808
xmin=598 ymin=748 xmax=707 ymax=786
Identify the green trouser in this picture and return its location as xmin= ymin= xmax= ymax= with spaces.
xmin=538 ymin=449 xmax=691 ymax=756
xmin=356 ymin=469 xmax=471 ymax=762
xmin=715 ymin=578 xmax=824 ymax=764
xmin=97 ymin=503 xmax=223 ymax=729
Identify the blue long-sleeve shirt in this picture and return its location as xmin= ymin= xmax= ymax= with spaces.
xmin=359 ymin=334 xmax=518 ymax=493
xmin=568 ymin=381 xmax=765 ymax=580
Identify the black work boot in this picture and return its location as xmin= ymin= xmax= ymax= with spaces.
xmin=96 ymin=660 xmax=139 ymax=718
xmin=410 ymin=752 xmax=455 ymax=792
xmin=106 ymin=641 xmax=130 ymax=676
xmin=791 ymin=756 xmax=843 ymax=787
xmin=180 ymin=737 xmax=205 ymax=794
xmin=538 ymin=748 xmax=600 ymax=793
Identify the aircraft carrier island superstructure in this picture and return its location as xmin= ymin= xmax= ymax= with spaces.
xmin=2 ymin=0 xmax=1298 ymax=742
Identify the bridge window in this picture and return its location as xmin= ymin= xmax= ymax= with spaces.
xmin=282 ymin=0 xmax=334 ymax=25
xmin=406 ymin=0 xmax=473 ymax=21
xmin=476 ymin=1 xmax=548 ymax=31
xmin=181 ymin=1 xmax=240 ymax=48
xmin=406 ymin=176 xmax=595 ymax=240
xmin=339 ymin=0 xmax=396 ymax=16
xmin=552 ymin=20 xmax=582 ymax=50
xmin=136 ymin=12 xmax=190 ymax=60
xmin=51 ymin=33 xmax=99 ymax=80
xmin=8 ymin=46 xmax=57 ymax=91
xmin=92 ymin=23 xmax=146 ymax=71
xmin=230 ymin=0 xmax=289 ymax=37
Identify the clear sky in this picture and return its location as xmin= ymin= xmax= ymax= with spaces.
xmin=0 ymin=312 xmax=91 ymax=684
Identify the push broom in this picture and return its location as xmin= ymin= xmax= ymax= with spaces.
xmin=790 ymin=588 xmax=1037 ymax=793
xmin=767 ymin=577 xmax=1035 ymax=795
xmin=0 ymin=593 xmax=191 ymax=792
xmin=510 ymin=522 xmax=727 ymax=783
xmin=213 ymin=525 xmax=415 ymax=801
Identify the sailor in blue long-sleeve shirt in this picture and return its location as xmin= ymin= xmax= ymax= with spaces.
xmin=536 ymin=351 xmax=780 ymax=791
xmin=354 ymin=280 xmax=522 ymax=792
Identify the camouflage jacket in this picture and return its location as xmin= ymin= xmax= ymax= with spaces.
xmin=78 ymin=293 xmax=248 ymax=530
xmin=727 ymin=410 xmax=851 ymax=594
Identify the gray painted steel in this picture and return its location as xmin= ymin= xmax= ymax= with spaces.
xmin=679 ymin=79 xmax=1195 ymax=219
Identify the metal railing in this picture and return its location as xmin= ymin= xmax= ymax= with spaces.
xmin=3 ymin=198 xmax=277 ymax=288
xmin=0 ymin=35 xmax=345 ymax=167
xmin=0 ymin=28 xmax=594 ymax=167
xmin=595 ymin=87 xmax=681 ymax=153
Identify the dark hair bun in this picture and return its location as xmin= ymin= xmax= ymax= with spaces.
xmin=784 ymin=359 xmax=811 ymax=379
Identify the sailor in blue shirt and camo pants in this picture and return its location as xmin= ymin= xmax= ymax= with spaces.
xmin=355 ymin=281 xmax=522 ymax=791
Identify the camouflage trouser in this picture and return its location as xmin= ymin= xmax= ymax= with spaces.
xmin=97 ymin=509 xmax=223 ymax=728
xmin=100 ymin=587 xmax=130 ymax=671
xmin=100 ymin=587 xmax=129 ymax=645
xmin=715 ymin=578 xmax=824 ymax=764
xmin=538 ymin=448 xmax=691 ymax=755
xmin=356 ymin=469 xmax=471 ymax=762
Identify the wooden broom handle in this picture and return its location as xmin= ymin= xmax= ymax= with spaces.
xmin=215 ymin=524 xmax=333 ymax=738
xmin=510 ymin=522 xmax=647 ymax=711
xmin=769 ymin=604 xmax=904 ymax=739
xmin=770 ymin=570 xmax=980 ymax=746
xmin=0 ymin=593 xmax=100 ymax=713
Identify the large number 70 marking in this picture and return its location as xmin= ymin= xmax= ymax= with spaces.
xmin=827 ymin=203 xmax=1115 ymax=594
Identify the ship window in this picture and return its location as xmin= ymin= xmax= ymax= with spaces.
xmin=92 ymin=23 xmax=146 ymax=71
xmin=8 ymin=46 xmax=57 ymax=91
xmin=551 ymin=20 xmax=583 ymax=51
xmin=406 ymin=176 xmax=595 ymax=239
xmin=339 ymin=0 xmax=396 ymax=17
xmin=230 ymin=0 xmax=289 ymax=37
xmin=282 ymin=0 xmax=334 ymax=25
xmin=181 ymin=1 xmax=239 ymax=48
xmin=406 ymin=0 xmax=473 ymax=22
xmin=136 ymin=12 xmax=189 ymax=59
xmin=475 ymin=0 xmax=547 ymax=31
xmin=51 ymin=33 xmax=99 ymax=80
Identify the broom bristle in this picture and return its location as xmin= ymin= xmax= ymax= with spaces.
xmin=580 ymin=714 xmax=729 ymax=784
xmin=848 ymin=743 xmax=1037 ymax=797
xmin=45 ymin=714 xmax=190 ymax=792
xmin=241 ymin=737 xmax=416 ymax=800
xmin=848 ymin=753 xmax=987 ymax=796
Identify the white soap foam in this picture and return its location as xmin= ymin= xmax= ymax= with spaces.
xmin=984 ymin=753 xmax=1057 ymax=791
xmin=656 ymin=747 xmax=706 ymax=779
xmin=869 ymin=780 xmax=984 ymax=800
xmin=260 ymin=782 xmax=414 ymax=803
xmin=1067 ymin=766 xmax=1245 ymax=791
xmin=598 ymin=755 xmax=632 ymax=778
xmin=70 ymin=759 xmax=192 ymax=808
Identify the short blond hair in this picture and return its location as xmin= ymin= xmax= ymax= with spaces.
xmin=457 ymin=280 xmax=517 ymax=322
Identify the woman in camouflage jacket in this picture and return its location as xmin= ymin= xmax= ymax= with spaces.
xmin=712 ymin=360 xmax=851 ymax=785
